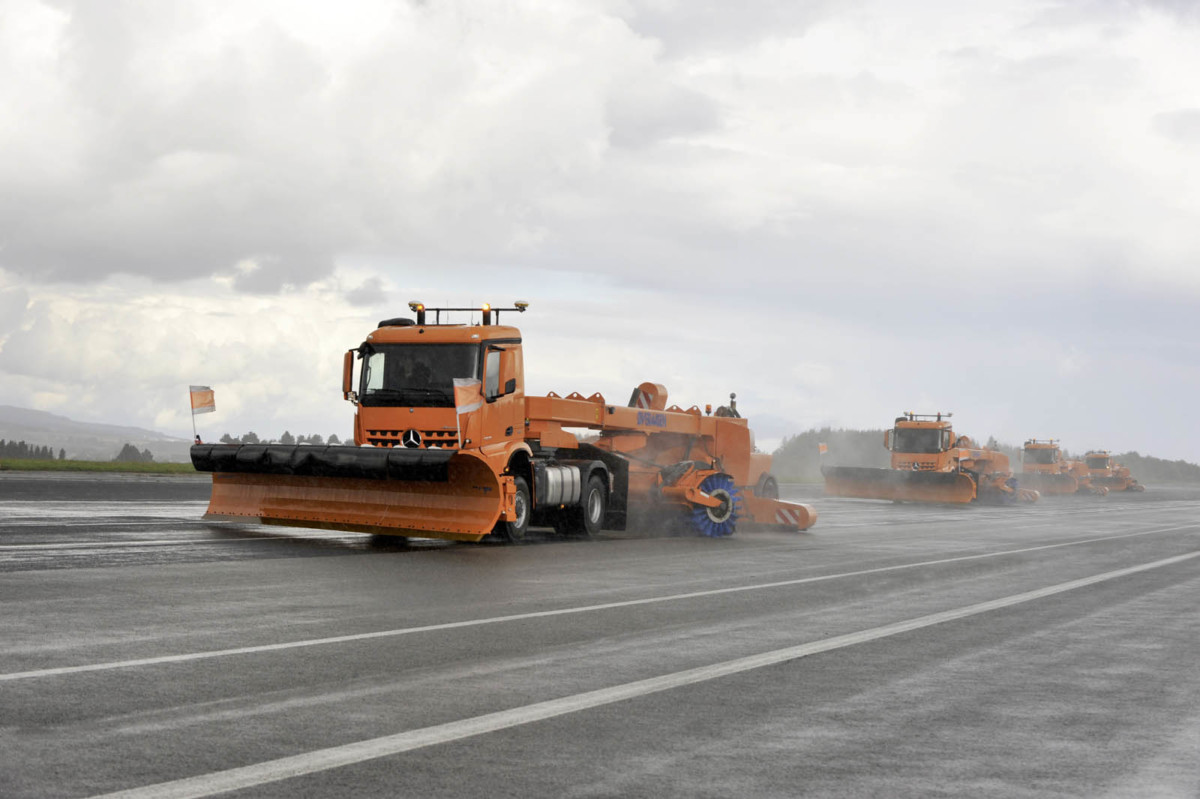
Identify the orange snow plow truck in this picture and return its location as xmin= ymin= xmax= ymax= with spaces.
xmin=1020 ymin=439 xmax=1108 ymax=496
xmin=191 ymin=303 xmax=816 ymax=542
xmin=822 ymin=412 xmax=1039 ymax=504
xmin=1083 ymin=450 xmax=1145 ymax=493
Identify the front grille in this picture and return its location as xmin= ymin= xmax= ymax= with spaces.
xmin=366 ymin=429 xmax=460 ymax=449
xmin=899 ymin=461 xmax=935 ymax=471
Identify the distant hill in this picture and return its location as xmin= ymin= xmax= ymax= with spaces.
xmin=0 ymin=405 xmax=192 ymax=463
xmin=771 ymin=427 xmax=1200 ymax=485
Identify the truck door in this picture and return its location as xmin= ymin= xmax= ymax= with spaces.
xmin=482 ymin=344 xmax=524 ymax=444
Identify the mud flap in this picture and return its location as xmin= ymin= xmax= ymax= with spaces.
xmin=201 ymin=453 xmax=505 ymax=542
xmin=823 ymin=466 xmax=977 ymax=504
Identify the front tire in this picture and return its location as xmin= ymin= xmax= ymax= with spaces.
xmin=756 ymin=474 xmax=779 ymax=499
xmin=497 ymin=476 xmax=531 ymax=543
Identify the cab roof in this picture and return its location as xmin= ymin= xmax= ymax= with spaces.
xmin=366 ymin=323 xmax=522 ymax=345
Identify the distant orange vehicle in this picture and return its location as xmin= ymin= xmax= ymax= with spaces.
xmin=1020 ymin=439 xmax=1107 ymax=496
xmin=191 ymin=303 xmax=816 ymax=542
xmin=823 ymin=412 xmax=1038 ymax=504
xmin=1083 ymin=450 xmax=1146 ymax=493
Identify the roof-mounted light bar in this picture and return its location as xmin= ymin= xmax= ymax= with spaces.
xmin=401 ymin=301 xmax=530 ymax=327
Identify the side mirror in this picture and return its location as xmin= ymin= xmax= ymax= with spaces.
xmin=342 ymin=350 xmax=355 ymax=401
xmin=883 ymin=430 xmax=891 ymax=450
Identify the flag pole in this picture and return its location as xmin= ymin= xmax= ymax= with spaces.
xmin=189 ymin=388 xmax=198 ymax=443
xmin=188 ymin=385 xmax=215 ymax=443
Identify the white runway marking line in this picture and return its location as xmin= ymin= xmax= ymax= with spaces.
xmin=0 ymin=537 xmax=278 ymax=550
xmin=4 ymin=523 xmax=1195 ymax=683
xmin=89 ymin=550 xmax=1200 ymax=799
xmin=0 ymin=533 xmax=365 ymax=550
xmin=0 ymin=522 xmax=198 ymax=531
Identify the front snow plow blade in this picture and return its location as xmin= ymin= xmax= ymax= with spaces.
xmin=823 ymin=466 xmax=977 ymax=504
xmin=192 ymin=444 xmax=505 ymax=542
xmin=1093 ymin=475 xmax=1135 ymax=492
xmin=1018 ymin=473 xmax=1078 ymax=495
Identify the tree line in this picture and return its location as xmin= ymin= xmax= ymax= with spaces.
xmin=1107 ymin=451 xmax=1200 ymax=484
xmin=114 ymin=443 xmax=155 ymax=463
xmin=0 ymin=440 xmax=65 ymax=460
xmin=212 ymin=431 xmax=346 ymax=446
xmin=771 ymin=427 xmax=889 ymax=482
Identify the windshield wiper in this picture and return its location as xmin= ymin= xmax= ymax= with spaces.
xmin=364 ymin=387 xmax=452 ymax=402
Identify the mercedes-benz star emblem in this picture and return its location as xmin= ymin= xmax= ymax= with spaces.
xmin=402 ymin=429 xmax=422 ymax=449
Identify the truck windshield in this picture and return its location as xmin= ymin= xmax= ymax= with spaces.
xmin=1086 ymin=456 xmax=1109 ymax=470
xmin=359 ymin=344 xmax=479 ymax=407
xmin=1024 ymin=448 xmax=1059 ymax=465
xmin=891 ymin=427 xmax=944 ymax=454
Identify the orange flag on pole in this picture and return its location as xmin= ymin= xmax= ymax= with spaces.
xmin=453 ymin=378 xmax=483 ymax=415
xmin=189 ymin=385 xmax=216 ymax=415
xmin=453 ymin=378 xmax=483 ymax=446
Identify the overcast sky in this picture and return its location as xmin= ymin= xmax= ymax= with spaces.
xmin=2 ymin=0 xmax=1199 ymax=461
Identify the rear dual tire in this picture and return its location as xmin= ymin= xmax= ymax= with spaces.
xmin=554 ymin=475 xmax=607 ymax=539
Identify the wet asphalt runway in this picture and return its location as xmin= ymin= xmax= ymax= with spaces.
xmin=2 ymin=472 xmax=1199 ymax=798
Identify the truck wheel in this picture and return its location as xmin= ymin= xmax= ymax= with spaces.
xmin=756 ymin=475 xmax=779 ymax=499
xmin=498 ymin=476 xmax=530 ymax=543
xmin=558 ymin=475 xmax=607 ymax=538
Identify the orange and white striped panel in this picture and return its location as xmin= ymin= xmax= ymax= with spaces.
xmin=775 ymin=506 xmax=803 ymax=527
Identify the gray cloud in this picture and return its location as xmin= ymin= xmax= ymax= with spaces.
xmin=1153 ymin=109 xmax=1200 ymax=143
xmin=344 ymin=275 xmax=387 ymax=307
xmin=1 ymin=1 xmax=1199 ymax=461
xmin=1132 ymin=0 xmax=1200 ymax=22
xmin=0 ymin=286 xmax=30 ymax=342
xmin=606 ymin=81 xmax=720 ymax=149
xmin=1 ymin=2 xmax=685 ymax=290
xmin=617 ymin=0 xmax=847 ymax=56
xmin=1 ymin=4 xmax=351 ymax=289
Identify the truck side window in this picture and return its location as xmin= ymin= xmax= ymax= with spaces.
xmin=485 ymin=350 xmax=500 ymax=399
xmin=364 ymin=352 xmax=386 ymax=391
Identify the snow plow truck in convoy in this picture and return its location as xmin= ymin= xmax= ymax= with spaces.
xmin=1082 ymin=450 xmax=1145 ymax=493
xmin=191 ymin=302 xmax=817 ymax=542
xmin=822 ymin=412 xmax=1039 ymax=504
xmin=1020 ymin=439 xmax=1108 ymax=496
